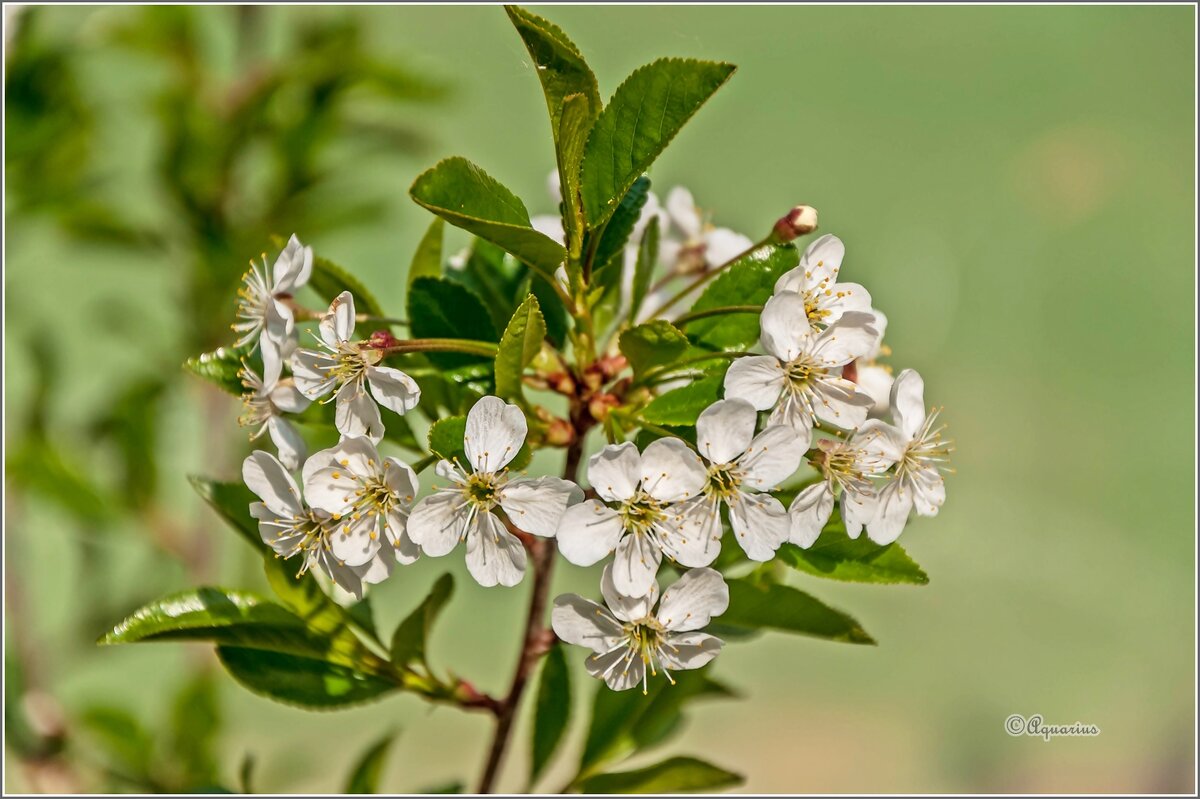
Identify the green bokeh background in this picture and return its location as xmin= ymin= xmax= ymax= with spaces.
xmin=4 ymin=4 xmax=1195 ymax=793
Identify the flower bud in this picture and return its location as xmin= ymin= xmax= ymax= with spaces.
xmin=367 ymin=329 xmax=400 ymax=349
xmin=772 ymin=205 xmax=819 ymax=242
xmin=588 ymin=393 xmax=620 ymax=422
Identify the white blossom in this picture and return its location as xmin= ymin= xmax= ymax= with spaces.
xmin=552 ymin=564 xmax=728 ymax=693
xmin=233 ymin=234 xmax=313 ymax=385
xmin=773 ymin=234 xmax=872 ymax=332
xmin=857 ymin=369 xmax=953 ymax=545
xmin=787 ymin=424 xmax=898 ymax=548
xmin=238 ymin=364 xmax=311 ymax=470
xmin=407 ymin=397 xmax=581 ymax=587
xmin=854 ymin=309 xmax=895 ymax=416
xmin=677 ymin=399 xmax=805 ymax=563
xmin=291 ymin=291 xmax=420 ymax=443
xmin=724 ymin=292 xmax=878 ymax=435
xmin=557 ymin=439 xmax=707 ymax=597
xmin=301 ymin=436 xmax=421 ymax=568
xmin=242 ymin=449 xmax=395 ymax=600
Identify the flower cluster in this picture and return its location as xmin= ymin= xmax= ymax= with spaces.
xmin=228 ymin=215 xmax=951 ymax=690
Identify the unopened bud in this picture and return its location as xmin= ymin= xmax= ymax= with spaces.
xmin=588 ymin=393 xmax=620 ymax=423
xmin=367 ymin=330 xmax=400 ymax=349
xmin=772 ymin=205 xmax=818 ymax=242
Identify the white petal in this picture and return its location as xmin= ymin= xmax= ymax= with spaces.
xmin=703 ymin=227 xmax=752 ymax=268
xmin=788 ymin=483 xmax=834 ymax=548
xmin=267 ymin=417 xmax=307 ymax=472
xmin=242 ymin=451 xmax=303 ymax=517
xmin=319 ymin=291 xmax=356 ymax=347
xmin=329 ymin=514 xmax=382 ymax=567
xmin=811 ymin=376 xmax=873 ymax=430
xmin=272 ymin=234 xmax=313 ymax=293
xmin=587 ymin=647 xmax=645 ymax=692
xmin=587 ymin=442 xmax=641 ymax=502
xmin=600 ymin=562 xmax=658 ymax=622
xmin=499 ymin=476 xmax=579 ymax=537
xmin=665 ymin=186 xmax=701 ymax=239
xmin=335 ymin=379 xmax=384 ymax=443
xmin=302 ymin=465 xmax=360 ymax=516
xmin=728 ymin=491 xmax=789 ymax=561
xmin=382 ymin=458 xmax=419 ymax=503
xmin=799 ymin=234 xmax=845 ymax=287
xmin=290 ymin=349 xmax=336 ymax=399
xmin=611 ymin=532 xmax=661 ymax=598
xmin=384 ymin=508 xmax=421 ymax=564
xmin=659 ymin=631 xmax=722 ymax=670
xmin=407 ymin=492 xmax=468 ymax=556
xmin=551 ymin=595 xmax=623 ymax=653
xmin=367 ymin=366 xmax=421 ymax=416
xmin=840 ymin=487 xmax=877 ymax=540
xmin=530 ymin=214 xmax=565 ymax=246
xmin=656 ymin=567 xmax=728 ymax=632
xmin=911 ymin=468 xmax=946 ymax=517
xmin=259 ymin=329 xmax=285 ymax=387
xmin=857 ymin=364 xmax=895 ymax=416
xmin=854 ymin=419 xmax=907 ymax=468
xmin=866 ymin=480 xmax=913 ymax=544
xmin=302 ymin=435 xmax=378 ymax=483
xmin=818 ymin=281 xmax=873 ymax=323
xmin=556 ymin=501 xmax=624 ymax=566
xmin=759 ymin=291 xmax=813 ymax=362
xmin=723 ymin=355 xmax=785 ymax=411
xmin=811 ymin=311 xmax=879 ymax=366
xmin=354 ymin=547 xmax=396 ymax=587
xmin=251 ymin=502 xmax=304 ymax=555
xmin=738 ymin=424 xmax=806 ymax=490
xmin=865 ymin=308 xmax=889 ymax=360
xmin=465 ymin=512 xmax=527 ymax=587
xmin=638 ymin=438 xmax=707 ymax=502
xmin=325 ymin=557 xmax=367 ymax=600
xmin=269 ymin=379 xmax=311 ymax=414
xmin=665 ymin=497 xmax=724 ymax=568
xmin=890 ymin=369 xmax=927 ymax=441
xmin=695 ymin=398 xmax=757 ymax=464
xmin=464 ymin=396 xmax=527 ymax=473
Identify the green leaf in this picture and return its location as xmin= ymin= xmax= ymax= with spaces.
xmin=216 ymin=646 xmax=397 ymax=710
xmin=6 ymin=437 xmax=118 ymax=527
xmin=581 ymin=59 xmax=735 ymax=228
xmin=390 ymin=573 xmax=455 ymax=667
xmin=447 ymin=239 xmax=527 ymax=332
xmin=184 ymin=344 xmax=250 ymax=396
xmin=718 ymin=579 xmax=876 ymax=644
xmin=529 ymin=643 xmax=571 ymax=786
xmin=528 ymin=273 xmax=569 ymax=347
xmin=777 ymin=530 xmax=929 ymax=586
xmin=684 ymin=244 xmax=797 ymax=350
xmin=409 ymin=157 xmax=567 ymax=276
xmin=578 ymin=756 xmax=742 ymax=794
xmin=504 ymin=5 xmax=601 ymax=147
xmin=639 ymin=373 xmax=723 ymax=426
xmin=620 ymin=320 xmax=688 ymax=377
xmin=427 ymin=415 xmax=468 ymax=466
xmin=590 ymin=175 xmax=651 ymax=293
xmin=557 ymin=93 xmax=595 ymax=258
xmin=188 ymin=476 xmax=262 ymax=549
xmin=407 ymin=276 xmax=498 ymax=368
xmin=409 ymin=217 xmax=444 ymax=285
xmin=579 ymin=668 xmax=732 ymax=776
xmin=345 ymin=731 xmax=398 ymax=793
xmin=629 ymin=217 xmax=660 ymax=322
xmin=310 ymin=255 xmax=386 ymax=318
xmin=79 ymin=706 xmax=155 ymax=781
xmin=494 ymin=294 xmax=547 ymax=401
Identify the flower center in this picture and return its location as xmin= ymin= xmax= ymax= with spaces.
xmin=329 ymin=343 xmax=378 ymax=386
xmin=265 ymin=510 xmax=332 ymax=573
xmin=814 ymin=441 xmax=874 ymax=496
xmin=803 ymin=290 xmax=831 ymax=324
xmin=898 ymin=408 xmax=954 ymax=478
xmin=623 ymin=616 xmax=675 ymax=693
xmin=783 ymin=354 xmax=823 ymax=392
xmin=617 ymin=491 xmax=666 ymax=535
xmin=463 ymin=471 xmax=505 ymax=511
xmin=704 ymin=462 xmax=743 ymax=502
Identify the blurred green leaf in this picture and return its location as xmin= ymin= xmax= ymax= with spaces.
xmin=169 ymin=671 xmax=221 ymax=789
xmin=409 ymin=157 xmax=567 ymax=277
xmin=620 ymin=321 xmax=689 ymax=377
xmin=579 ymin=756 xmax=742 ymax=794
xmin=189 ymin=477 xmax=262 ymax=550
xmin=718 ymin=579 xmax=875 ymax=644
xmin=79 ymin=706 xmax=155 ymax=783
xmin=344 ymin=731 xmax=398 ymax=793
xmin=390 ymin=573 xmax=455 ymax=667
xmin=590 ymin=175 xmax=650 ymax=292
xmin=448 ymin=240 xmax=527 ymax=332
xmin=639 ymin=373 xmax=723 ymax=426
xmin=529 ymin=642 xmax=571 ymax=786
xmin=409 ymin=217 xmax=445 ymax=285
xmin=684 ymin=243 xmax=798 ymax=350
xmin=629 ymin=217 xmax=660 ymax=322
xmin=407 ymin=276 xmax=497 ymax=368
xmin=6 ymin=437 xmax=118 ymax=527
xmin=90 ymin=376 xmax=167 ymax=511
xmin=495 ymin=294 xmax=547 ymax=401
xmin=777 ymin=530 xmax=929 ymax=586
xmin=309 ymin=255 xmax=386 ymax=318
xmin=216 ymin=646 xmax=397 ymax=710
xmin=184 ymin=345 xmax=250 ymax=397
xmin=579 ymin=668 xmax=733 ymax=777
xmin=347 ymin=596 xmax=382 ymax=645
xmin=581 ymin=59 xmax=735 ymax=228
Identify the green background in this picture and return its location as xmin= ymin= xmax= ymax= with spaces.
xmin=4 ymin=4 xmax=1195 ymax=793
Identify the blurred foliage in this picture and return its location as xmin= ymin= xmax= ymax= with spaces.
xmin=4 ymin=5 xmax=445 ymax=791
